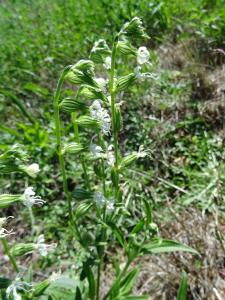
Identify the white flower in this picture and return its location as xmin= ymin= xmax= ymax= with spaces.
xmin=137 ymin=46 xmax=149 ymax=65
xmin=95 ymin=77 xmax=107 ymax=91
xmin=22 ymin=187 xmax=45 ymax=207
xmin=94 ymin=192 xmax=105 ymax=207
xmin=23 ymin=163 xmax=40 ymax=178
xmin=6 ymin=277 xmax=32 ymax=300
xmin=93 ymin=192 xmax=115 ymax=212
xmin=0 ymin=217 xmax=14 ymax=238
xmin=137 ymin=145 xmax=149 ymax=158
xmin=106 ymin=145 xmax=115 ymax=166
xmin=90 ymin=100 xmax=111 ymax=135
xmin=36 ymin=234 xmax=56 ymax=257
xmin=49 ymin=271 xmax=61 ymax=283
xmin=104 ymin=56 xmax=111 ymax=69
xmin=107 ymin=198 xmax=115 ymax=211
xmin=90 ymin=144 xmax=103 ymax=158
xmin=134 ymin=66 xmax=152 ymax=80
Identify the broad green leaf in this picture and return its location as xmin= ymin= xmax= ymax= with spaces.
xmin=131 ymin=219 xmax=145 ymax=235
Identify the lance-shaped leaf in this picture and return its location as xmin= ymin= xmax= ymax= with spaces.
xmin=141 ymin=239 xmax=198 ymax=255
xmin=177 ymin=272 xmax=188 ymax=300
xmin=59 ymin=98 xmax=87 ymax=113
xmin=90 ymin=39 xmax=111 ymax=63
xmin=115 ymin=73 xmax=136 ymax=93
xmin=73 ymin=188 xmax=93 ymax=200
xmin=0 ymin=194 xmax=22 ymax=208
xmin=62 ymin=142 xmax=84 ymax=155
xmin=75 ymin=116 xmax=100 ymax=129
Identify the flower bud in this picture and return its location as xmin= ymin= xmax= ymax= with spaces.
xmin=90 ymin=39 xmax=111 ymax=63
xmin=21 ymin=163 xmax=40 ymax=178
xmin=79 ymin=86 xmax=107 ymax=102
xmin=114 ymin=105 xmax=122 ymax=132
xmin=115 ymin=73 xmax=136 ymax=92
xmin=59 ymin=98 xmax=87 ymax=113
xmin=117 ymin=41 xmax=136 ymax=56
xmin=62 ymin=142 xmax=84 ymax=155
xmin=118 ymin=17 xmax=149 ymax=40
xmin=119 ymin=153 xmax=138 ymax=170
xmin=0 ymin=194 xmax=21 ymax=208
xmin=76 ymin=116 xmax=100 ymax=129
xmin=10 ymin=243 xmax=36 ymax=257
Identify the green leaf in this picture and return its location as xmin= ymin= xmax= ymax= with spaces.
xmin=123 ymin=296 xmax=148 ymax=300
xmin=0 ymin=277 xmax=11 ymax=289
xmin=73 ymin=188 xmax=93 ymax=200
xmin=108 ymin=222 xmax=126 ymax=248
xmin=142 ymin=198 xmax=152 ymax=229
xmin=177 ymin=272 xmax=188 ymax=300
xmin=142 ymin=239 xmax=198 ymax=255
xmin=131 ymin=219 xmax=145 ymax=235
xmin=23 ymin=82 xmax=49 ymax=96
xmin=120 ymin=268 xmax=139 ymax=296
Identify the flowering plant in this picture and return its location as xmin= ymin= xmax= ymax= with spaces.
xmin=52 ymin=17 xmax=198 ymax=299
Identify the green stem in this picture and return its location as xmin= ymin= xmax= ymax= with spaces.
xmin=1 ymin=238 xmax=19 ymax=273
xmin=96 ymin=258 xmax=102 ymax=300
xmin=29 ymin=207 xmax=35 ymax=236
xmin=109 ymin=39 xmax=119 ymax=197
xmin=53 ymin=67 xmax=73 ymax=224
xmin=71 ymin=112 xmax=91 ymax=190
xmin=103 ymin=259 xmax=131 ymax=300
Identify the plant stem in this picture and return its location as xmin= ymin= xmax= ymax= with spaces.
xmin=29 ymin=207 xmax=35 ymax=236
xmin=53 ymin=67 xmax=73 ymax=224
xmin=1 ymin=238 xmax=19 ymax=273
xmin=71 ymin=112 xmax=91 ymax=190
xmin=109 ymin=39 xmax=119 ymax=196
xmin=96 ymin=257 xmax=102 ymax=300
xmin=103 ymin=259 xmax=131 ymax=300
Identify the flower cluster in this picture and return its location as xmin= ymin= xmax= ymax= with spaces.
xmin=90 ymin=100 xmax=111 ymax=135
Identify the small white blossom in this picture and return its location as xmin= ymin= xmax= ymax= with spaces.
xmin=90 ymin=100 xmax=111 ymax=135
xmin=6 ymin=277 xmax=32 ymax=300
xmin=23 ymin=163 xmax=40 ymax=178
xmin=94 ymin=192 xmax=105 ymax=207
xmin=95 ymin=77 xmax=107 ymax=91
xmin=93 ymin=192 xmax=115 ymax=212
xmin=0 ymin=217 xmax=14 ymax=238
xmin=104 ymin=56 xmax=111 ymax=69
xmin=137 ymin=46 xmax=149 ymax=65
xmin=137 ymin=145 xmax=148 ymax=158
xmin=22 ymin=187 xmax=45 ymax=207
xmin=107 ymin=198 xmax=115 ymax=211
xmin=106 ymin=145 xmax=115 ymax=166
xmin=90 ymin=144 xmax=103 ymax=158
xmin=49 ymin=271 xmax=61 ymax=283
xmin=36 ymin=234 xmax=56 ymax=257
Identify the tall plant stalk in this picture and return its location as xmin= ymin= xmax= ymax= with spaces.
xmin=53 ymin=67 xmax=73 ymax=224
xmin=1 ymin=238 xmax=19 ymax=273
xmin=109 ymin=40 xmax=119 ymax=197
